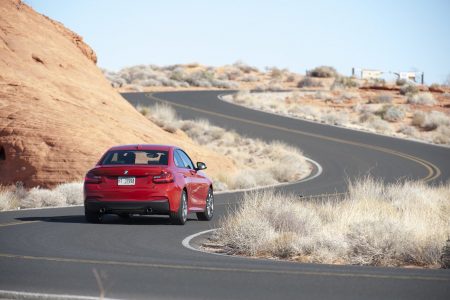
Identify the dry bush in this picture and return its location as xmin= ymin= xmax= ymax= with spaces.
xmin=407 ymin=93 xmax=437 ymax=106
xmin=20 ymin=188 xmax=66 ymax=209
xmin=396 ymin=78 xmax=407 ymax=86
xmin=297 ymin=77 xmax=324 ymax=88
xmin=0 ymin=186 xmax=18 ymax=211
xmin=313 ymin=91 xmax=333 ymax=101
xmin=380 ymin=105 xmax=405 ymax=122
xmin=365 ymin=117 xmax=393 ymax=134
xmin=320 ymin=111 xmax=348 ymax=125
xmin=308 ymin=66 xmax=338 ymax=78
xmin=431 ymin=126 xmax=450 ymax=144
xmin=0 ymin=182 xmax=84 ymax=211
xmin=412 ymin=111 xmax=450 ymax=131
xmin=369 ymin=94 xmax=393 ymax=104
xmin=233 ymin=61 xmax=259 ymax=73
xmin=241 ymin=75 xmax=259 ymax=82
xmin=213 ymin=177 xmax=450 ymax=267
xmin=442 ymin=240 xmax=450 ymax=268
xmin=54 ymin=182 xmax=83 ymax=205
xmin=146 ymin=102 xmax=180 ymax=133
xmin=400 ymin=84 xmax=419 ymax=96
xmin=332 ymin=76 xmax=359 ymax=89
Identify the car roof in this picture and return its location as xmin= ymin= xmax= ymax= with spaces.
xmin=108 ymin=144 xmax=175 ymax=151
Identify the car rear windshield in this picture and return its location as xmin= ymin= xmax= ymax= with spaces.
xmin=101 ymin=150 xmax=169 ymax=166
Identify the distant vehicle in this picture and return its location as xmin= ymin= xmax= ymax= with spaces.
xmin=83 ymin=144 xmax=214 ymax=225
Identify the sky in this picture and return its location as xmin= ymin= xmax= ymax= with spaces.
xmin=25 ymin=0 xmax=450 ymax=84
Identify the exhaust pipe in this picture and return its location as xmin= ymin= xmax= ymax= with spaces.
xmin=99 ymin=208 xmax=106 ymax=214
xmin=146 ymin=208 xmax=153 ymax=214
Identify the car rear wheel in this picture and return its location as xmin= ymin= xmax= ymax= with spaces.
xmin=197 ymin=188 xmax=214 ymax=221
xmin=170 ymin=190 xmax=188 ymax=225
xmin=85 ymin=208 xmax=102 ymax=223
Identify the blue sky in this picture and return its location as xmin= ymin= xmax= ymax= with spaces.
xmin=25 ymin=0 xmax=450 ymax=84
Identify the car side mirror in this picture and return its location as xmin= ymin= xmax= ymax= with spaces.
xmin=196 ymin=162 xmax=207 ymax=171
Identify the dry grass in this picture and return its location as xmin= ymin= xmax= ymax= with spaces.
xmin=211 ymin=177 xmax=450 ymax=267
xmin=0 ymin=182 xmax=83 ymax=211
xmin=142 ymin=103 xmax=311 ymax=190
xmin=407 ymin=93 xmax=437 ymax=106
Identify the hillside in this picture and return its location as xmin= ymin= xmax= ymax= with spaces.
xmin=0 ymin=0 xmax=235 ymax=188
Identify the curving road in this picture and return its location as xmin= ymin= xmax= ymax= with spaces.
xmin=0 ymin=91 xmax=449 ymax=299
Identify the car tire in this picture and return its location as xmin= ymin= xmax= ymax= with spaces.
xmin=196 ymin=188 xmax=214 ymax=221
xmin=170 ymin=190 xmax=188 ymax=225
xmin=85 ymin=208 xmax=102 ymax=223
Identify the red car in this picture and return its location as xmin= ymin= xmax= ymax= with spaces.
xmin=83 ymin=144 xmax=214 ymax=225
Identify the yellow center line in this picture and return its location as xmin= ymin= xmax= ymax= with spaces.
xmin=0 ymin=221 xmax=39 ymax=228
xmin=0 ymin=252 xmax=447 ymax=282
xmin=147 ymin=93 xmax=441 ymax=182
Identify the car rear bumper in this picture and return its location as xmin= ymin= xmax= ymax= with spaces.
xmin=85 ymin=198 xmax=170 ymax=215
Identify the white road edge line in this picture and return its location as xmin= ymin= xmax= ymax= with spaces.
xmin=0 ymin=289 xmax=117 ymax=300
xmin=215 ymin=156 xmax=322 ymax=195
xmin=181 ymin=228 xmax=217 ymax=253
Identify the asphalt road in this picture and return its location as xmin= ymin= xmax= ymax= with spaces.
xmin=0 ymin=91 xmax=449 ymax=299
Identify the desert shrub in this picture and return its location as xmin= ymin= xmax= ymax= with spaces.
xmin=407 ymin=93 xmax=437 ymax=106
xmin=186 ymin=62 xmax=200 ymax=68
xmin=412 ymin=110 xmax=450 ymax=131
xmin=286 ymin=74 xmax=296 ymax=82
xmin=0 ymin=186 xmax=18 ymax=211
xmin=368 ymin=78 xmax=386 ymax=87
xmin=369 ymin=94 xmax=393 ymax=104
xmin=21 ymin=188 xmax=66 ymax=208
xmin=442 ymin=240 xmax=450 ymax=268
xmin=366 ymin=117 xmax=393 ymax=133
xmin=211 ymin=80 xmax=239 ymax=89
xmin=265 ymin=81 xmax=284 ymax=91
xmin=396 ymin=78 xmax=407 ymax=86
xmin=332 ymin=76 xmax=359 ymax=89
xmin=380 ymin=105 xmax=405 ymax=122
xmin=233 ymin=61 xmax=259 ymax=73
xmin=241 ymin=75 xmax=259 ymax=82
xmin=313 ymin=91 xmax=333 ymax=101
xmin=145 ymin=103 xmax=180 ymax=133
xmin=212 ymin=177 xmax=450 ymax=267
xmin=297 ymin=77 xmax=324 ymax=88
xmin=268 ymin=67 xmax=286 ymax=79
xmin=308 ymin=66 xmax=338 ymax=78
xmin=400 ymin=84 xmax=419 ymax=96
xmin=432 ymin=126 xmax=450 ymax=144
xmin=54 ymin=182 xmax=83 ymax=205
xmin=398 ymin=125 xmax=419 ymax=138
xmin=320 ymin=111 xmax=348 ymax=126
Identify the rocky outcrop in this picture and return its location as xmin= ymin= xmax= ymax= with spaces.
xmin=0 ymin=0 xmax=235 ymax=187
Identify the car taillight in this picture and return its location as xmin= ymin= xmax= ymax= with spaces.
xmin=85 ymin=171 xmax=102 ymax=184
xmin=153 ymin=170 xmax=174 ymax=183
